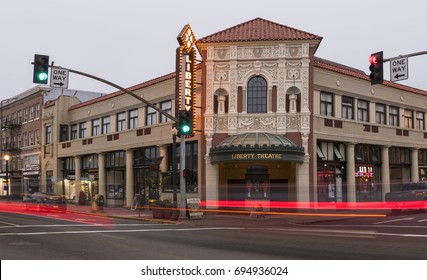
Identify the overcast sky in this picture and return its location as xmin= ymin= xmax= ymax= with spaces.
xmin=1 ymin=0 xmax=426 ymax=100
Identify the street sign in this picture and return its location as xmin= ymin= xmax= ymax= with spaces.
xmin=390 ymin=57 xmax=408 ymax=82
xmin=50 ymin=68 xmax=69 ymax=88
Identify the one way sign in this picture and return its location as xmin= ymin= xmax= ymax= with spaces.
xmin=50 ymin=68 xmax=69 ymax=89
xmin=390 ymin=57 xmax=408 ymax=82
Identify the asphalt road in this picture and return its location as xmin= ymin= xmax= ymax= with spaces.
xmin=1 ymin=210 xmax=427 ymax=260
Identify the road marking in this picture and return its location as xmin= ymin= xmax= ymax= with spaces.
xmin=0 ymin=220 xmax=19 ymax=226
xmin=417 ymin=219 xmax=427 ymax=223
xmin=0 ymin=227 xmax=244 ymax=236
xmin=373 ymin=217 xmax=415 ymax=225
xmin=264 ymin=227 xmax=377 ymax=239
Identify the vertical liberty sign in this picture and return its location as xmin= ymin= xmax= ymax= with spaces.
xmin=176 ymin=24 xmax=197 ymax=219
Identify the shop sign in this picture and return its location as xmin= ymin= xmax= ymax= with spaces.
xmin=186 ymin=197 xmax=203 ymax=220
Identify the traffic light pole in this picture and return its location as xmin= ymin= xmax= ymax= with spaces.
xmin=47 ymin=65 xmax=177 ymax=122
xmin=383 ymin=50 xmax=427 ymax=62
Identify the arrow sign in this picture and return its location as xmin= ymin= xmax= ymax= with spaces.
xmin=50 ymin=68 xmax=69 ymax=89
xmin=390 ymin=57 xmax=408 ymax=82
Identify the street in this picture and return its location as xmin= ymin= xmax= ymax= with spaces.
xmin=1 ymin=207 xmax=427 ymax=259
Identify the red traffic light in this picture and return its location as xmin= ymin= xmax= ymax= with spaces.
xmin=369 ymin=55 xmax=379 ymax=65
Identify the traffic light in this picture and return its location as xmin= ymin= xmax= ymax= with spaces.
xmin=369 ymin=51 xmax=383 ymax=85
xmin=177 ymin=110 xmax=192 ymax=135
xmin=33 ymin=54 xmax=49 ymax=84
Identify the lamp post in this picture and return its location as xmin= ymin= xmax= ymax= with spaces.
xmin=4 ymin=154 xmax=9 ymax=199
xmin=171 ymin=127 xmax=178 ymax=208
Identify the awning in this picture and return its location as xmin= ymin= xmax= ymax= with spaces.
xmin=209 ymin=132 xmax=305 ymax=164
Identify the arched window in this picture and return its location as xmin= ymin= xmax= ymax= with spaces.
xmin=247 ymin=76 xmax=267 ymax=113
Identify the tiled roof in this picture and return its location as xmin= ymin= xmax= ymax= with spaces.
xmin=198 ymin=17 xmax=322 ymax=44
xmin=314 ymin=57 xmax=427 ymax=95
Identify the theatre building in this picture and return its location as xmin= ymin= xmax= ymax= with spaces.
xmin=38 ymin=18 xmax=427 ymax=208
xmin=197 ymin=18 xmax=427 ymax=209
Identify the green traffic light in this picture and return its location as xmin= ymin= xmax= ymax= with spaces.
xmin=181 ymin=125 xmax=191 ymax=134
xmin=38 ymin=72 xmax=48 ymax=81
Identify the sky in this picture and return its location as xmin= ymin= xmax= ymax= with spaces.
xmin=1 ymin=0 xmax=427 ymax=100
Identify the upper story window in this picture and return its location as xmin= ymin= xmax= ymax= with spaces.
xmin=357 ymin=99 xmax=369 ymax=122
xmin=92 ymin=118 xmax=100 ymax=136
xmin=375 ymin=103 xmax=386 ymax=125
xmin=403 ymin=109 xmax=413 ymax=129
xmin=160 ymin=100 xmax=172 ymax=123
xmin=35 ymin=104 xmax=40 ymax=119
xmin=102 ymin=116 xmax=110 ymax=134
xmin=23 ymin=108 xmax=28 ymax=123
xmin=320 ymin=92 xmax=333 ymax=116
xmin=45 ymin=126 xmax=52 ymax=144
xmin=247 ymin=76 xmax=267 ymax=113
xmin=128 ymin=109 xmax=138 ymax=129
xmin=416 ymin=112 xmax=425 ymax=130
xmin=71 ymin=124 xmax=78 ymax=140
xmin=79 ymin=122 xmax=87 ymax=138
xmin=146 ymin=106 xmax=157 ymax=126
xmin=341 ymin=96 xmax=354 ymax=119
xmin=29 ymin=106 xmax=34 ymax=120
xmin=389 ymin=106 xmax=399 ymax=126
xmin=116 ymin=112 xmax=126 ymax=131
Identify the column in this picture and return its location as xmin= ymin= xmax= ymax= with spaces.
xmin=346 ymin=143 xmax=356 ymax=203
xmin=74 ymin=156 xmax=81 ymax=204
xmin=125 ymin=149 xmax=134 ymax=207
xmin=381 ymin=146 xmax=390 ymax=200
xmin=411 ymin=148 xmax=419 ymax=182
xmin=98 ymin=153 xmax=106 ymax=198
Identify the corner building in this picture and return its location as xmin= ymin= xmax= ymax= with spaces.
xmin=198 ymin=18 xmax=427 ymax=209
xmin=41 ymin=18 xmax=427 ymax=209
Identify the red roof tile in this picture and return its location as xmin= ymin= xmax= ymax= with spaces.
xmin=197 ymin=17 xmax=322 ymax=44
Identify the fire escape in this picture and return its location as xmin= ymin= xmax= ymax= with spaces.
xmin=1 ymin=106 xmax=21 ymax=198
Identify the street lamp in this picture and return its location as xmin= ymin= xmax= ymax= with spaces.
xmin=4 ymin=154 xmax=9 ymax=199
xmin=171 ymin=127 xmax=178 ymax=208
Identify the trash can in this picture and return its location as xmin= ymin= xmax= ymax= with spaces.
xmin=96 ymin=194 xmax=104 ymax=211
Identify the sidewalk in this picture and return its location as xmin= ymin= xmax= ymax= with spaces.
xmin=65 ymin=202 xmax=390 ymax=227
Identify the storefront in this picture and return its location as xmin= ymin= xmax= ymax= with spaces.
xmin=210 ymin=133 xmax=305 ymax=210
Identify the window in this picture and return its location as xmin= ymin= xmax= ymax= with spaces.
xmin=59 ymin=125 xmax=68 ymax=142
xmin=79 ymin=122 xmax=87 ymax=138
xmin=341 ymin=96 xmax=353 ymax=119
xmin=128 ymin=109 xmax=138 ymax=129
xmin=23 ymin=108 xmax=28 ymax=123
xmin=92 ymin=119 xmax=100 ymax=136
xmin=82 ymin=154 xmax=99 ymax=169
xmin=29 ymin=106 xmax=34 ymax=120
xmin=357 ymin=100 xmax=369 ymax=122
xmin=35 ymin=129 xmax=40 ymax=145
xmin=146 ymin=106 xmax=157 ymax=126
xmin=102 ymin=116 xmax=110 ymax=134
xmin=116 ymin=112 xmax=126 ymax=131
xmin=45 ymin=126 xmax=52 ymax=144
xmin=160 ymin=100 xmax=172 ymax=123
xmin=106 ymin=151 xmax=126 ymax=167
xmin=247 ymin=76 xmax=267 ymax=113
xmin=320 ymin=92 xmax=333 ymax=116
xmin=17 ymin=111 xmax=22 ymax=124
xmin=35 ymin=104 xmax=40 ymax=119
xmin=403 ymin=109 xmax=413 ymax=129
xmin=71 ymin=124 xmax=78 ymax=140
xmin=389 ymin=106 xmax=399 ymax=126
xmin=375 ymin=103 xmax=386 ymax=125
xmin=29 ymin=131 xmax=34 ymax=146
xmin=416 ymin=112 xmax=425 ymax=130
